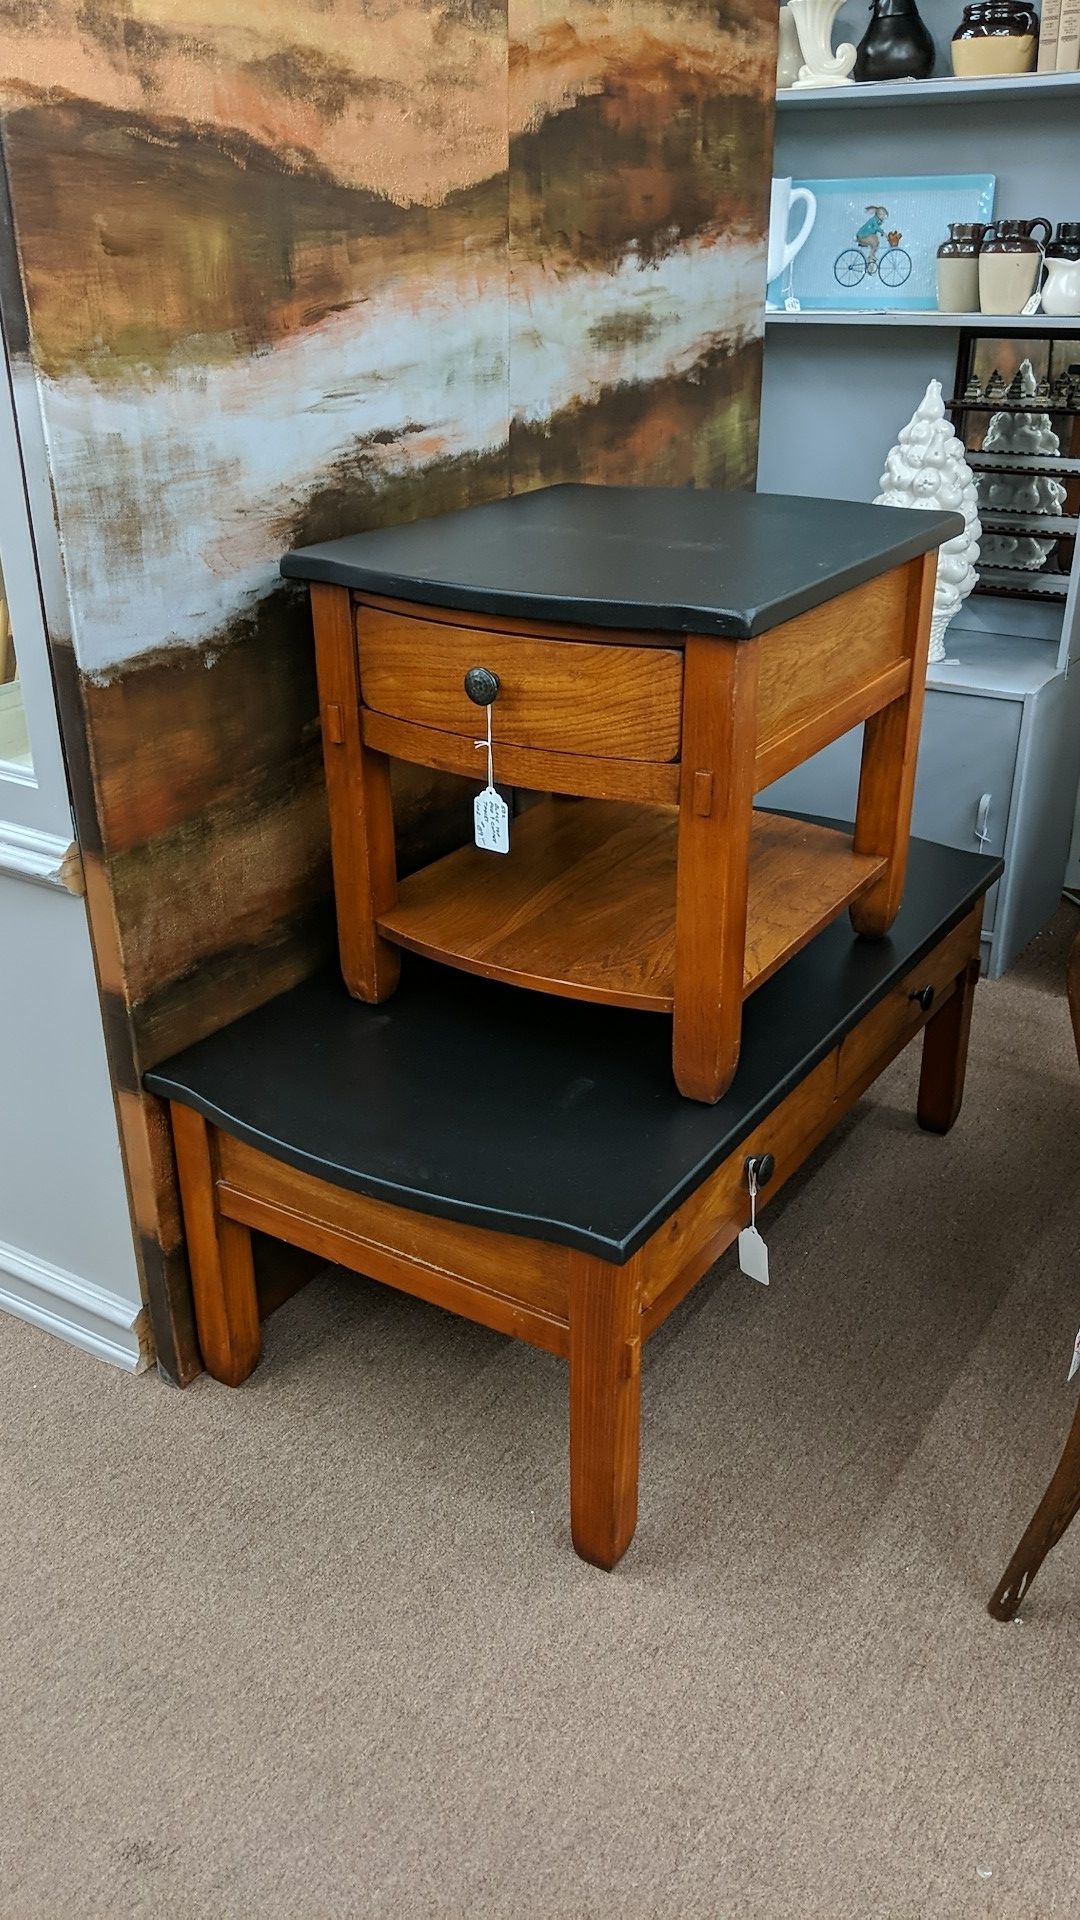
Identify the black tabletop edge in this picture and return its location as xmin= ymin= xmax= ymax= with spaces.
xmin=280 ymin=485 xmax=964 ymax=640
xmin=146 ymin=833 xmax=1002 ymax=1265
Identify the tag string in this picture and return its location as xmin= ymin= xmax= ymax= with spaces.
xmin=475 ymin=704 xmax=494 ymax=788
xmin=748 ymin=1163 xmax=758 ymax=1231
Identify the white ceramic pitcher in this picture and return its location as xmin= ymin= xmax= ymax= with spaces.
xmin=767 ymin=178 xmax=817 ymax=285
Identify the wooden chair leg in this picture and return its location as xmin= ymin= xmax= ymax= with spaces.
xmin=310 ymin=581 xmax=400 ymax=1004
xmin=171 ymin=1102 xmax=261 ymax=1386
xmin=989 ymin=1397 xmax=1080 ymax=1619
xmin=849 ymin=552 xmax=936 ymax=939
xmin=672 ymin=634 xmax=760 ymax=1104
xmin=568 ymin=1252 xmax=643 ymax=1569
xmin=917 ymin=954 xmax=979 ymax=1134
xmin=988 ymin=924 xmax=1080 ymax=1618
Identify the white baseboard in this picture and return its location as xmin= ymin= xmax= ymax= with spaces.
xmin=0 ymin=820 xmax=81 ymax=890
xmin=0 ymin=1234 xmax=147 ymax=1370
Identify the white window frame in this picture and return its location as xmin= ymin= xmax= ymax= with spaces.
xmin=0 ymin=313 xmax=77 ymax=876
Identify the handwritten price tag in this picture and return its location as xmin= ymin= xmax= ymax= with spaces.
xmin=474 ymin=785 xmax=509 ymax=854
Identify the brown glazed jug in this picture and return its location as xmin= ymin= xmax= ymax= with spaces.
xmin=936 ymin=222 xmax=987 ymax=312
xmin=952 ymin=0 xmax=1039 ymax=75
xmin=978 ymin=218 xmax=1052 ymax=315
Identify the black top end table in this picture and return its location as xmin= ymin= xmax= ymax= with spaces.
xmin=281 ymin=486 xmax=962 ymax=1102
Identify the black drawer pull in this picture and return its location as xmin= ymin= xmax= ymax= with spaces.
xmin=909 ymin=985 xmax=935 ymax=1012
xmin=464 ymin=667 xmax=500 ymax=707
xmin=745 ymin=1152 xmax=775 ymax=1189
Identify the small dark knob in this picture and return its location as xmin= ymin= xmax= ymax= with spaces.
xmin=909 ymin=985 xmax=935 ymax=1012
xmin=745 ymin=1152 xmax=775 ymax=1189
xmin=464 ymin=667 xmax=500 ymax=706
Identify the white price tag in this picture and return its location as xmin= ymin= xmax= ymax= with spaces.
xmin=1068 ymin=1325 xmax=1080 ymax=1384
xmin=1022 ymin=248 xmax=1046 ymax=317
xmin=472 ymin=699 xmax=509 ymax=853
xmin=738 ymin=1224 xmax=770 ymax=1285
xmin=738 ymin=1160 xmax=770 ymax=1285
xmin=474 ymin=785 xmax=509 ymax=854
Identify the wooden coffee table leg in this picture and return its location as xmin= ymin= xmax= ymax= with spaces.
xmin=917 ymin=954 xmax=979 ymax=1135
xmin=568 ymin=1251 xmax=643 ymax=1569
xmin=989 ymin=1399 xmax=1080 ymax=1619
xmin=849 ymin=553 xmax=935 ymax=939
xmin=171 ymin=1103 xmax=261 ymax=1386
xmin=672 ymin=634 xmax=760 ymax=1105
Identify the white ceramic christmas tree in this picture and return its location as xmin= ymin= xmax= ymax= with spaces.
xmin=875 ymin=379 xmax=981 ymax=666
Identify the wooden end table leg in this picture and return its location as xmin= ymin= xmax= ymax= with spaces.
xmin=568 ymin=1252 xmax=643 ymax=1569
xmin=989 ymin=1398 xmax=1080 ymax=1619
xmin=672 ymin=634 xmax=760 ymax=1104
xmin=917 ymin=954 xmax=979 ymax=1134
xmin=171 ymin=1103 xmax=261 ymax=1386
xmin=310 ymin=581 xmax=400 ymax=1003
xmin=849 ymin=553 xmax=936 ymax=939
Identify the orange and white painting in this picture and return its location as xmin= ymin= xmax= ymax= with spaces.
xmin=0 ymin=0 xmax=775 ymax=1371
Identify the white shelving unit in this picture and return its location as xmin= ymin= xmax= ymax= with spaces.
xmin=758 ymin=8 xmax=1080 ymax=973
xmin=765 ymin=311 xmax=1080 ymax=330
xmin=777 ymin=70 xmax=1080 ymax=109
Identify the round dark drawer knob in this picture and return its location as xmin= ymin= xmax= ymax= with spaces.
xmin=745 ymin=1152 xmax=775 ymax=1189
xmin=464 ymin=667 xmax=500 ymax=707
xmin=909 ymin=985 xmax=935 ymax=1012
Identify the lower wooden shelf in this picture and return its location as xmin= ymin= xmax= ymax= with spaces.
xmin=377 ymin=799 xmax=886 ymax=1012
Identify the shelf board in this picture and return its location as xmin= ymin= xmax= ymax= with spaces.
xmin=378 ymin=800 xmax=885 ymax=1013
xmin=765 ymin=310 xmax=1080 ymax=332
xmin=980 ymin=513 xmax=1078 ymax=535
xmin=974 ymin=567 xmax=1070 ymax=599
xmin=776 ymin=71 xmax=1080 ymax=110
xmin=968 ymin=450 xmax=1080 ymax=476
xmin=948 ymin=397 xmax=1079 ymax=413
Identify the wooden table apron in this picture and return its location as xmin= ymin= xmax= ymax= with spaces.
xmin=163 ymin=899 xmax=984 ymax=1570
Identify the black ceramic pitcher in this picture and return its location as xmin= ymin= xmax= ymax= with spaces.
xmin=854 ymin=0 xmax=935 ymax=80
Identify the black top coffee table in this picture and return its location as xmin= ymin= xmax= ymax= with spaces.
xmin=149 ymin=828 xmax=1000 ymax=1569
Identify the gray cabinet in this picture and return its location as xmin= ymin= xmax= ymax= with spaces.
xmin=762 ymin=632 xmax=1079 ymax=976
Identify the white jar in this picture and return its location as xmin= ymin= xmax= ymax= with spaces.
xmin=777 ymin=6 xmax=803 ymax=86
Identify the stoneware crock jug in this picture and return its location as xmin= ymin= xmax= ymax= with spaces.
xmin=1042 ymin=224 xmax=1080 ymax=317
xmin=952 ymin=0 xmax=1038 ymax=74
xmin=936 ymin=222 xmax=987 ymax=312
xmin=854 ymin=0 xmax=935 ymax=81
xmin=767 ymin=178 xmax=818 ymax=292
xmin=978 ymin=217 xmax=1052 ymax=315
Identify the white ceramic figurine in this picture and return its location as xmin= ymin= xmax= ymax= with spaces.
xmin=875 ymin=379 xmax=981 ymax=665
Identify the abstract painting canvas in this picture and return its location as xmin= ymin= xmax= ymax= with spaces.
xmin=0 ymin=0 xmax=777 ymax=1373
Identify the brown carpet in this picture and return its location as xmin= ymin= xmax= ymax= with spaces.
xmin=3 ymin=908 xmax=1080 ymax=1920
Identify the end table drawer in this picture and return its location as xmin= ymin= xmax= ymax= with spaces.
xmin=356 ymin=604 xmax=683 ymax=762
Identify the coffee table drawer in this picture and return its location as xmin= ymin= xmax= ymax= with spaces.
xmin=355 ymin=603 xmax=683 ymax=762
xmin=835 ymin=910 xmax=978 ymax=1096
